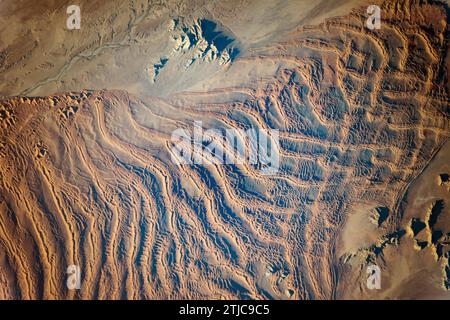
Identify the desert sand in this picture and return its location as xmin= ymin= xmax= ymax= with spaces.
xmin=0 ymin=0 xmax=449 ymax=299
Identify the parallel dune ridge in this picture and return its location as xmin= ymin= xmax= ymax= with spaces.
xmin=0 ymin=0 xmax=449 ymax=299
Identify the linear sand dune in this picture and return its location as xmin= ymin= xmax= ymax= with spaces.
xmin=0 ymin=0 xmax=449 ymax=299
